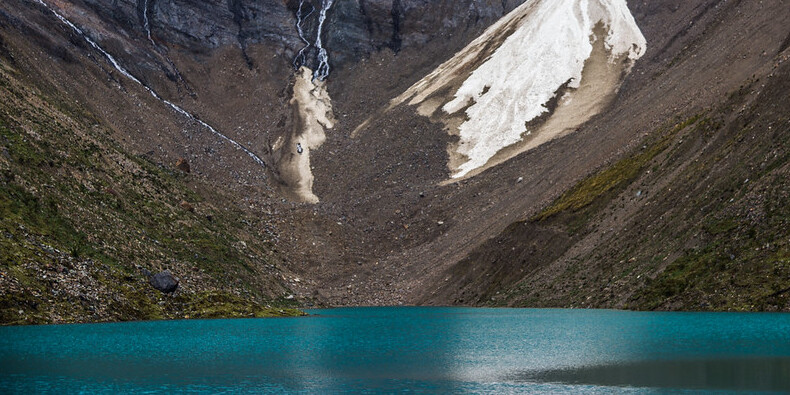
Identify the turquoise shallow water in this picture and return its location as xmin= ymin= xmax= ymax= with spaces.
xmin=1 ymin=307 xmax=789 ymax=393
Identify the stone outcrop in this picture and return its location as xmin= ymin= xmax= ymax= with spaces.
xmin=147 ymin=270 xmax=179 ymax=294
xmin=175 ymin=157 xmax=190 ymax=173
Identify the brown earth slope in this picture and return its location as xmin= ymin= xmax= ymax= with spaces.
xmin=404 ymin=0 xmax=790 ymax=310
xmin=0 ymin=29 xmax=303 ymax=325
xmin=305 ymin=0 xmax=790 ymax=309
xmin=0 ymin=0 xmax=531 ymax=321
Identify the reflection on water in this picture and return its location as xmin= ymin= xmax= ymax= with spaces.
xmin=1 ymin=308 xmax=790 ymax=393
xmin=280 ymin=307 xmax=464 ymax=391
xmin=514 ymin=357 xmax=790 ymax=392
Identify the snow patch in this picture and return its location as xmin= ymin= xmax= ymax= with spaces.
xmin=394 ymin=0 xmax=646 ymax=179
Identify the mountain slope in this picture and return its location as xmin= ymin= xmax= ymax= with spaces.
xmin=0 ymin=0 xmax=534 ymax=322
xmin=1 ymin=0 xmax=789 ymax=319
xmin=0 ymin=48 xmax=302 ymax=324
xmin=322 ymin=0 xmax=790 ymax=308
xmin=430 ymin=66 xmax=790 ymax=310
xmin=415 ymin=1 xmax=790 ymax=310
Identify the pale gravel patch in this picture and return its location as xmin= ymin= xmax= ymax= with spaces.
xmin=279 ymin=67 xmax=335 ymax=203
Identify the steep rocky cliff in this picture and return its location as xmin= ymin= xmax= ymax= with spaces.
xmin=0 ymin=0 xmax=529 ymax=322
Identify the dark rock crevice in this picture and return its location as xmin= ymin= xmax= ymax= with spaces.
xmin=228 ymin=0 xmax=254 ymax=69
xmin=779 ymin=30 xmax=790 ymax=54
xmin=389 ymin=0 xmax=402 ymax=52
xmin=358 ymin=0 xmax=374 ymax=40
xmin=135 ymin=0 xmax=146 ymax=32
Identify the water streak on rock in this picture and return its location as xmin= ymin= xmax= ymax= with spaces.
xmin=313 ymin=0 xmax=335 ymax=80
xmin=293 ymin=0 xmax=314 ymax=69
xmin=33 ymin=0 xmax=266 ymax=170
xmin=143 ymin=0 xmax=155 ymax=47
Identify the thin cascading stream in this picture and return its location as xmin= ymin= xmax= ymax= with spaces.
xmin=313 ymin=0 xmax=334 ymax=80
xmin=142 ymin=0 xmax=155 ymax=47
xmin=293 ymin=0 xmax=314 ymax=69
xmin=291 ymin=0 xmax=334 ymax=81
xmin=33 ymin=0 xmax=267 ymax=170
xmin=139 ymin=0 xmax=188 ymax=89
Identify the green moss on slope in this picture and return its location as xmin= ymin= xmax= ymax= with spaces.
xmin=0 ymin=55 xmax=301 ymax=325
xmin=498 ymin=65 xmax=790 ymax=312
xmin=534 ymin=115 xmax=702 ymax=222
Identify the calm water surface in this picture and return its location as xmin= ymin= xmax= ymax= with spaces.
xmin=1 ymin=307 xmax=789 ymax=393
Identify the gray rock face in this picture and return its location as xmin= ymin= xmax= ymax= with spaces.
xmin=152 ymin=0 xmax=300 ymax=62
xmin=148 ymin=270 xmax=179 ymax=293
xmin=68 ymin=0 xmax=527 ymax=69
xmin=329 ymin=0 xmax=526 ymax=53
xmin=312 ymin=0 xmax=529 ymax=67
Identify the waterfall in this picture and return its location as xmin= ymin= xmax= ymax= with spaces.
xmin=139 ymin=0 xmax=187 ymax=87
xmin=33 ymin=0 xmax=267 ymax=170
xmin=313 ymin=0 xmax=334 ymax=81
xmin=280 ymin=0 xmax=336 ymax=203
xmin=291 ymin=0 xmax=335 ymax=81
xmin=293 ymin=0 xmax=314 ymax=70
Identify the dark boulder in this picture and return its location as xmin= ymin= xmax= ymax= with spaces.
xmin=148 ymin=270 xmax=179 ymax=294
xmin=175 ymin=157 xmax=191 ymax=173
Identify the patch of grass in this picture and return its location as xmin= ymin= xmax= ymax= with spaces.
xmin=0 ymin=291 xmax=49 ymax=326
xmin=0 ymin=183 xmax=93 ymax=262
xmin=0 ymin=124 xmax=44 ymax=166
xmin=175 ymin=291 xmax=305 ymax=319
xmin=704 ymin=218 xmax=739 ymax=235
xmin=634 ymin=248 xmax=723 ymax=310
xmin=105 ymin=272 xmax=166 ymax=322
xmin=632 ymin=229 xmax=790 ymax=311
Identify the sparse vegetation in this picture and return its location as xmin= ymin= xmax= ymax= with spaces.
xmin=493 ymin=66 xmax=790 ymax=312
xmin=0 ymin=56 xmax=301 ymax=325
xmin=534 ymin=115 xmax=702 ymax=222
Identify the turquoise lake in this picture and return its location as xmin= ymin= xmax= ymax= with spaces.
xmin=1 ymin=307 xmax=790 ymax=393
